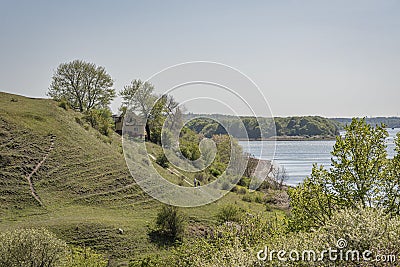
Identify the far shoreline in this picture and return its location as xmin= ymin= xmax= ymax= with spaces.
xmin=237 ymin=135 xmax=338 ymax=141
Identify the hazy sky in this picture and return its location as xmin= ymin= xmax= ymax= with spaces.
xmin=1 ymin=0 xmax=399 ymax=117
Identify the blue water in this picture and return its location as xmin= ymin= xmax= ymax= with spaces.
xmin=239 ymin=128 xmax=400 ymax=186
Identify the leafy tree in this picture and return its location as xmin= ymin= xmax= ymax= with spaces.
xmin=48 ymin=60 xmax=115 ymax=112
xmin=179 ymin=127 xmax=201 ymax=161
xmin=330 ymin=118 xmax=389 ymax=208
xmin=120 ymin=80 xmax=178 ymax=143
xmin=288 ymin=165 xmax=334 ymax=231
xmin=288 ymin=118 xmax=396 ymax=231
xmin=387 ymin=133 xmax=400 ymax=215
xmin=120 ymin=79 xmax=154 ymax=141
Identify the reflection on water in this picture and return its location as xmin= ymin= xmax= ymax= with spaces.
xmin=239 ymin=128 xmax=399 ymax=186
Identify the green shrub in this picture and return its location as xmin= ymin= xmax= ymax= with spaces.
xmin=167 ymin=214 xmax=283 ymax=267
xmin=156 ymin=153 xmax=169 ymax=168
xmin=63 ymin=246 xmax=107 ymax=267
xmin=216 ymin=204 xmax=244 ymax=223
xmin=288 ymin=119 xmax=399 ymax=231
xmin=242 ymin=194 xmax=252 ymax=202
xmin=0 ymin=228 xmax=68 ymax=267
xmin=237 ymin=187 xmax=247 ymax=195
xmin=83 ymin=108 xmax=114 ymax=136
xmin=230 ymin=185 xmax=238 ymax=192
xmin=129 ymin=255 xmax=166 ymax=267
xmin=162 ymin=208 xmax=399 ymax=267
xmin=265 ymin=203 xmax=273 ymax=211
xmin=238 ymin=176 xmax=251 ymax=188
xmin=58 ymin=99 xmax=69 ymax=110
xmin=254 ymin=194 xmax=263 ymax=204
xmin=209 ymin=167 xmax=222 ymax=177
xmin=269 ymin=207 xmax=400 ymax=266
xmin=155 ymin=205 xmax=186 ymax=241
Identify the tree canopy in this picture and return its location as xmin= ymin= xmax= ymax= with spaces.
xmin=48 ymin=59 xmax=115 ymax=112
xmin=185 ymin=115 xmax=339 ymax=139
xmin=120 ymin=79 xmax=178 ymax=142
xmin=288 ymin=118 xmax=400 ymax=231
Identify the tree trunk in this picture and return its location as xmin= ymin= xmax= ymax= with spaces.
xmin=145 ymin=122 xmax=151 ymax=141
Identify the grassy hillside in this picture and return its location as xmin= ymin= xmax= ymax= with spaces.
xmin=0 ymin=92 xmax=284 ymax=265
xmin=0 ymin=92 xmax=147 ymax=211
xmin=0 ymin=92 xmax=158 ymax=263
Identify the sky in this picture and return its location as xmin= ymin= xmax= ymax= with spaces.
xmin=0 ymin=0 xmax=399 ymax=117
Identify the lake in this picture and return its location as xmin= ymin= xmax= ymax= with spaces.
xmin=239 ymin=128 xmax=400 ymax=186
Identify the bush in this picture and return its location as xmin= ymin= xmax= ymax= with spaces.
xmin=129 ymin=255 xmax=165 ymax=267
xmin=216 ymin=204 xmax=243 ymax=223
xmin=269 ymin=207 xmax=400 ymax=266
xmin=162 ymin=207 xmax=399 ymax=267
xmin=155 ymin=205 xmax=186 ymax=241
xmin=63 ymin=246 xmax=107 ymax=267
xmin=83 ymin=108 xmax=114 ymax=136
xmin=0 ymin=228 xmax=68 ymax=267
xmin=209 ymin=167 xmax=222 ymax=177
xmin=242 ymin=194 xmax=252 ymax=202
xmin=254 ymin=194 xmax=263 ymax=204
xmin=58 ymin=99 xmax=69 ymax=110
xmin=166 ymin=214 xmax=283 ymax=267
xmin=156 ymin=153 xmax=169 ymax=168
xmin=237 ymin=187 xmax=247 ymax=195
xmin=265 ymin=203 xmax=273 ymax=211
xmin=238 ymin=176 xmax=251 ymax=188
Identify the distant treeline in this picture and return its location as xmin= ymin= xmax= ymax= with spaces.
xmin=331 ymin=117 xmax=400 ymax=129
xmin=185 ymin=114 xmax=340 ymax=139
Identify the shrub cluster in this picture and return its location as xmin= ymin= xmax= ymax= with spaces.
xmin=0 ymin=228 xmax=108 ymax=267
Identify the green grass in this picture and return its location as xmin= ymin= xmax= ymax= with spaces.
xmin=0 ymin=92 xmax=287 ymax=265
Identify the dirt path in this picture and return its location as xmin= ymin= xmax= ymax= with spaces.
xmin=25 ymin=135 xmax=55 ymax=206
xmin=167 ymin=167 xmax=194 ymax=186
